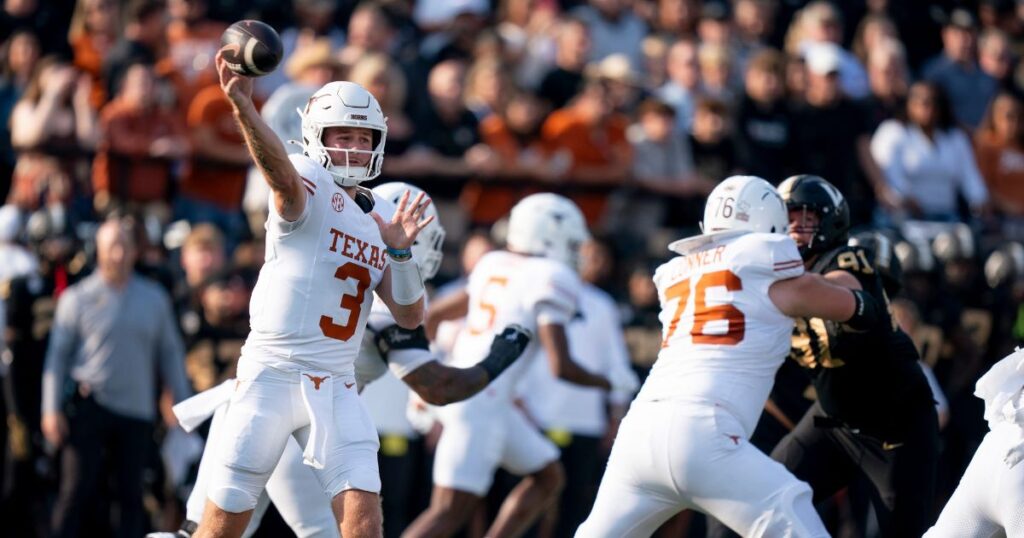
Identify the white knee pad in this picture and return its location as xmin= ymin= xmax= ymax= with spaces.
xmin=208 ymin=466 xmax=269 ymax=514
xmin=750 ymin=481 xmax=828 ymax=538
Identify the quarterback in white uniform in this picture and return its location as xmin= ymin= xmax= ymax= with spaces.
xmin=925 ymin=348 xmax=1024 ymax=537
xmin=197 ymin=52 xmax=435 ymax=538
xmin=404 ymin=194 xmax=639 ymax=538
xmin=576 ymin=176 xmax=889 ymax=538
xmin=158 ymin=183 xmax=533 ymax=538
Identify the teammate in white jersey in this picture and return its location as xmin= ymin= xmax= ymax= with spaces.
xmin=925 ymin=347 xmax=1024 ymax=537
xmin=404 ymin=194 xmax=639 ymax=538
xmin=197 ymin=53 xmax=435 ymax=538
xmin=576 ymin=176 xmax=889 ymax=538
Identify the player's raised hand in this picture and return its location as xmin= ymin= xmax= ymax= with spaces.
xmin=372 ymin=189 xmax=435 ymax=251
xmin=216 ymin=50 xmax=253 ymax=109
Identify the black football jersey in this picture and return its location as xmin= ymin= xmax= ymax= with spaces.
xmin=788 ymin=244 xmax=934 ymax=439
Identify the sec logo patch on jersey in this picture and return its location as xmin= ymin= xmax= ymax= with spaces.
xmin=332 ymin=192 xmax=345 ymax=212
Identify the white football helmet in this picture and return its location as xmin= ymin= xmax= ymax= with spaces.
xmin=506 ymin=193 xmax=590 ymax=270
xmin=702 ymin=175 xmax=787 ymax=235
xmin=299 ymin=81 xmax=387 ymax=187
xmin=372 ymin=182 xmax=446 ymax=281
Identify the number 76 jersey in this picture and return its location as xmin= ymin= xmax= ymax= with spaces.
xmin=635 ymin=232 xmax=805 ymax=437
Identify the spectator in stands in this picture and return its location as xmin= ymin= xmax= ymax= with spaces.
xmin=42 ymin=218 xmax=191 ymax=538
xmin=790 ymin=42 xmax=889 ymax=223
xmin=572 ymin=0 xmax=647 ymax=67
xmin=494 ymin=0 xmax=560 ymax=89
xmin=256 ymin=0 xmax=345 ymax=97
xmin=102 ymin=0 xmax=168 ymax=101
xmin=465 ymin=88 xmax=550 ymax=226
xmin=68 ymin=0 xmax=121 ymax=109
xmin=657 ymin=38 xmax=701 ymax=133
xmin=975 ymin=91 xmax=1024 ymax=217
xmin=538 ymin=16 xmax=591 ymax=110
xmin=541 ymin=78 xmax=632 ymax=224
xmin=464 ymin=56 xmax=510 ymax=121
xmin=0 ymin=29 xmax=39 ymax=200
xmin=688 ymin=97 xmax=735 ymax=185
xmin=640 ymin=36 xmax=670 ymax=91
xmin=348 ymin=52 xmax=415 ymax=161
xmin=626 ymin=98 xmax=707 ymax=237
xmin=871 ymin=81 xmax=989 ymax=222
xmin=851 ymin=13 xmax=900 ymax=68
xmin=733 ymin=0 xmax=774 ymax=57
xmin=165 ymin=0 xmax=226 ymax=111
xmin=8 ymin=57 xmax=96 ymax=211
xmin=337 ymin=2 xmax=399 ymax=69
xmin=697 ymin=42 xmax=736 ymax=105
xmin=733 ymin=48 xmax=793 ymax=182
xmin=922 ymin=8 xmax=997 ymax=130
xmin=978 ymin=28 xmax=1015 ymax=87
xmin=786 ymin=1 xmax=870 ymax=98
xmin=175 ymin=78 xmax=251 ymax=245
xmin=406 ymin=58 xmax=499 ymax=201
xmin=863 ymin=39 xmax=910 ymax=130
xmin=92 ymin=62 xmax=189 ymax=213
xmin=587 ymin=53 xmax=644 ymax=113
xmin=651 ymin=0 xmax=700 ymax=39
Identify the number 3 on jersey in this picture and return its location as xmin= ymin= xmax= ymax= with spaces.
xmin=320 ymin=262 xmax=372 ymax=341
xmin=661 ymin=269 xmax=745 ymax=348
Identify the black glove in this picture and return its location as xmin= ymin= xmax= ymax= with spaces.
xmin=476 ymin=324 xmax=533 ymax=381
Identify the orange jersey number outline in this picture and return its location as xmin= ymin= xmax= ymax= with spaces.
xmin=660 ymin=269 xmax=745 ymax=348
xmin=468 ymin=276 xmax=509 ymax=335
xmin=319 ymin=262 xmax=372 ymax=341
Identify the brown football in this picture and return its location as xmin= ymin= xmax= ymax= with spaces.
xmin=220 ymin=20 xmax=283 ymax=77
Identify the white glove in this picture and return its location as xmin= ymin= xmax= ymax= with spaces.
xmin=608 ymin=367 xmax=640 ymax=396
xmin=1005 ymin=430 xmax=1024 ymax=469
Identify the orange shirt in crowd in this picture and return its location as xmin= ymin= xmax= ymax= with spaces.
xmin=93 ymin=99 xmax=187 ymax=203
xmin=975 ymin=132 xmax=1024 ymax=215
xmin=460 ymin=115 xmax=543 ymax=225
xmin=166 ymin=20 xmax=227 ymax=116
xmin=540 ymin=107 xmax=631 ymax=224
xmin=178 ymin=84 xmax=248 ymax=210
xmin=70 ymin=32 xmax=112 ymax=109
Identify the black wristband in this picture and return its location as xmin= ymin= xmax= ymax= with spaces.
xmin=374 ymin=324 xmax=430 ymax=362
xmin=846 ymin=288 xmax=883 ymax=330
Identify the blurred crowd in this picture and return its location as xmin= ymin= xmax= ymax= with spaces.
xmin=1 ymin=0 xmax=1024 ymax=536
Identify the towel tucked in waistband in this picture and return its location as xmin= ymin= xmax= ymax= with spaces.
xmin=172 ymin=379 xmax=236 ymax=433
xmin=300 ymin=370 xmax=335 ymax=469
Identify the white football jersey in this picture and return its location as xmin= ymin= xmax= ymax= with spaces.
xmin=636 ymin=232 xmax=804 ymax=436
xmin=448 ymin=250 xmax=581 ymax=401
xmin=242 ymin=154 xmax=393 ymax=376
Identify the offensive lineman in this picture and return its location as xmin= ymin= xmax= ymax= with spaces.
xmin=925 ymin=347 xmax=1024 ymax=537
xmin=195 ymin=53 xmax=432 ymax=538
xmin=152 ymin=184 xmax=533 ymax=538
xmin=404 ymin=194 xmax=640 ymax=538
xmin=771 ymin=175 xmax=938 ymax=537
xmin=576 ymin=176 xmax=888 ymax=537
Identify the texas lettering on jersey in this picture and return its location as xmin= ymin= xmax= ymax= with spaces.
xmin=327 ymin=227 xmax=388 ymax=271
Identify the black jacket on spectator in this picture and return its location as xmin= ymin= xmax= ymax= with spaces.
xmin=789 ymin=98 xmax=875 ymax=223
xmin=733 ymin=95 xmax=794 ymax=183
xmin=538 ymin=67 xmax=584 ymax=110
